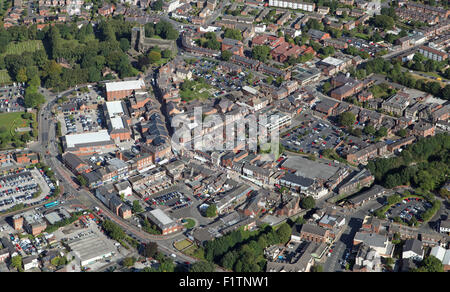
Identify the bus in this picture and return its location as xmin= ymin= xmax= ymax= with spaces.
xmin=44 ymin=201 xmax=59 ymax=208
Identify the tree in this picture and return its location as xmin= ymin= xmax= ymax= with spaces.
xmin=122 ymin=257 xmax=136 ymax=267
xmin=143 ymin=242 xmax=158 ymax=258
xmin=322 ymin=81 xmax=331 ymax=94
xmin=16 ymin=67 xmax=27 ymax=83
xmin=24 ymin=92 xmax=45 ymax=108
xmin=413 ymin=256 xmax=444 ymax=272
xmin=295 ymin=216 xmax=306 ymax=225
xmin=20 ymin=133 xmax=30 ymax=143
xmin=148 ymin=51 xmax=161 ymax=63
xmin=338 ymin=112 xmax=356 ymax=127
xmin=119 ymin=38 xmax=130 ymax=52
xmin=132 ymin=200 xmax=144 ymax=213
xmin=375 ymin=127 xmax=388 ymax=138
xmin=252 ymin=45 xmax=270 ymax=62
xmin=152 ymin=0 xmax=163 ymax=11
xmin=189 ymin=261 xmax=216 ymax=272
xmin=11 ymin=255 xmax=23 ymax=272
xmin=221 ymin=50 xmax=232 ymax=61
xmin=276 ymin=223 xmax=292 ymax=244
xmin=300 ymin=196 xmax=315 ymax=210
xmin=224 ymin=28 xmax=242 ymax=41
xmin=205 ymin=204 xmax=217 ymax=217
xmin=364 ymin=125 xmax=376 ymax=136
xmin=372 ymin=15 xmax=395 ymax=30
xmin=397 ymin=128 xmax=407 ymax=138
xmin=162 ymin=49 xmax=172 ymax=59
xmin=77 ymin=175 xmax=87 ymax=187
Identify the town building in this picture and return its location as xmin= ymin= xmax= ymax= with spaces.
xmin=402 ymin=239 xmax=424 ymax=261
xmin=144 ymin=209 xmax=183 ymax=235
xmin=268 ymin=0 xmax=315 ymax=11
xmin=105 ymin=79 xmax=146 ymax=101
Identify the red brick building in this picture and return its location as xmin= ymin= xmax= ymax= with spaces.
xmin=105 ymin=79 xmax=146 ymax=101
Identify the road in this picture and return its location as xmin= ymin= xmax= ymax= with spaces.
xmin=323 ymin=198 xmax=384 ymax=272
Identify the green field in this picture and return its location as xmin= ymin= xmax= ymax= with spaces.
xmin=2 ymin=40 xmax=44 ymax=57
xmin=180 ymin=81 xmax=216 ymax=102
xmin=0 ymin=112 xmax=35 ymax=148
xmin=174 ymin=239 xmax=193 ymax=251
xmin=183 ymin=244 xmax=205 ymax=260
xmin=0 ymin=70 xmax=12 ymax=85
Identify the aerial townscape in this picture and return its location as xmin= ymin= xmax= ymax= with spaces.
xmin=0 ymin=0 xmax=448 ymax=274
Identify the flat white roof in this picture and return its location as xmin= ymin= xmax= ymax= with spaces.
xmin=322 ymin=56 xmax=344 ymax=66
xmin=105 ymin=79 xmax=145 ymax=92
xmin=65 ymin=130 xmax=111 ymax=148
xmin=242 ymin=86 xmax=259 ymax=95
xmin=110 ymin=116 xmax=124 ymax=130
xmin=424 ymin=96 xmax=446 ymax=105
xmin=430 ymin=246 xmax=446 ymax=261
xmin=149 ymin=209 xmax=173 ymax=226
xmin=106 ymin=101 xmax=124 ymax=117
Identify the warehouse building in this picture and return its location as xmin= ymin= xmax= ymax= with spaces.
xmin=63 ymin=130 xmax=116 ymax=156
xmin=145 ymin=209 xmax=183 ymax=235
xmin=66 ymin=230 xmax=115 ymax=266
xmin=105 ymin=79 xmax=146 ymax=101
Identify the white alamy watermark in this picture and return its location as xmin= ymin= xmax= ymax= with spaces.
xmin=171 ymin=107 xmax=281 ymax=161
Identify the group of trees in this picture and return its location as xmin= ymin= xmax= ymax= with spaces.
xmin=338 ymin=112 xmax=356 ymax=128
xmin=102 ymin=219 xmax=126 ymax=242
xmin=137 ymin=46 xmax=172 ymax=70
xmin=411 ymin=256 xmax=444 ymax=272
xmin=144 ymin=21 xmax=179 ymax=40
xmin=0 ymin=19 xmax=134 ymax=102
xmin=359 ymin=58 xmax=450 ymax=100
xmin=205 ymin=204 xmax=217 ymax=218
xmin=142 ymin=252 xmax=175 ymax=272
xmin=300 ymin=196 xmax=315 ymax=210
xmin=132 ymin=200 xmax=144 ymax=213
xmin=142 ymin=242 xmax=158 ymax=258
xmin=367 ymin=134 xmax=450 ymax=191
xmin=252 ymin=45 xmax=271 ymax=62
xmin=195 ymin=32 xmax=221 ymax=51
xmin=404 ymin=52 xmax=447 ymax=73
xmin=344 ymin=46 xmax=371 ymax=59
xmin=204 ymin=223 xmax=292 ymax=272
xmin=370 ymin=14 xmax=395 ymax=30
xmin=223 ymin=28 xmax=242 ymax=41
xmin=142 ymin=217 xmax=161 ymax=235
xmin=0 ymin=17 xmax=183 ymax=106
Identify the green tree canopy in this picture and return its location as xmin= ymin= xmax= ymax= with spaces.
xmin=300 ymin=196 xmax=315 ymax=210
xmin=189 ymin=261 xmax=216 ymax=272
xmin=338 ymin=112 xmax=356 ymax=127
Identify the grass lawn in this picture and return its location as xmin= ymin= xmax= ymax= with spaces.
xmin=0 ymin=112 xmax=35 ymax=148
xmin=2 ymin=40 xmax=44 ymax=57
xmin=153 ymin=57 xmax=170 ymax=67
xmin=180 ymin=81 xmax=216 ymax=102
xmin=354 ymin=33 xmax=370 ymax=41
xmin=410 ymin=72 xmax=446 ymax=87
xmin=0 ymin=70 xmax=12 ymax=85
xmin=183 ymin=244 xmax=205 ymax=260
xmin=183 ymin=218 xmax=196 ymax=229
xmin=174 ymin=239 xmax=193 ymax=251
